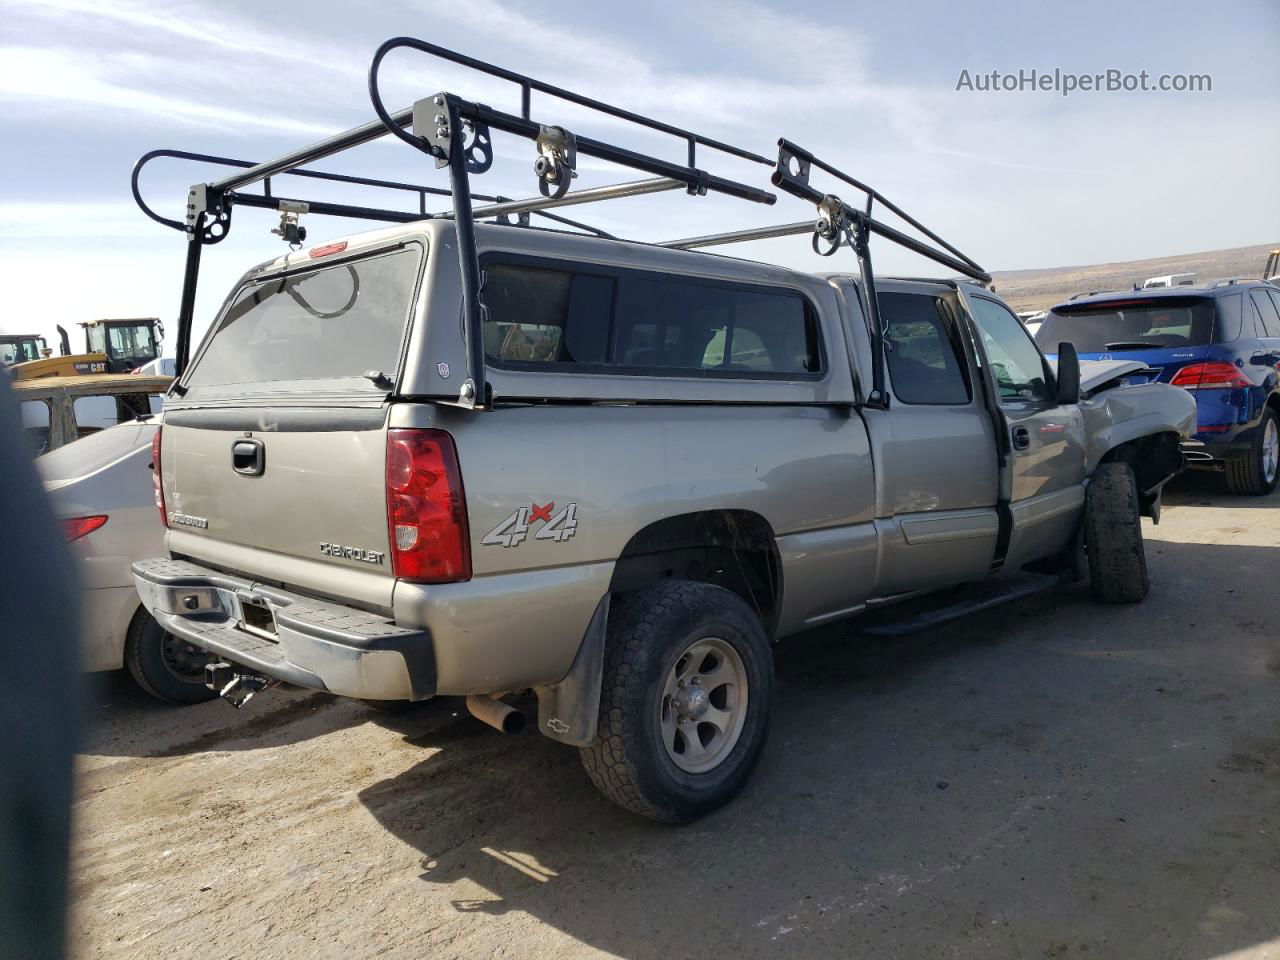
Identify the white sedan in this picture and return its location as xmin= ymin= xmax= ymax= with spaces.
xmin=38 ymin=419 xmax=214 ymax=703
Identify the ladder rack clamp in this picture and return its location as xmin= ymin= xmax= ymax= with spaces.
xmin=534 ymin=125 xmax=577 ymax=199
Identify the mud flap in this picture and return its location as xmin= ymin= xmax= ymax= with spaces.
xmin=1142 ymin=486 xmax=1163 ymax=524
xmin=532 ymin=594 xmax=609 ymax=747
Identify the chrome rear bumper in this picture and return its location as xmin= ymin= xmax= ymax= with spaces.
xmin=131 ymin=558 xmax=434 ymax=701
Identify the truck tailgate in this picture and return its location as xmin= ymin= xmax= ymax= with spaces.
xmin=161 ymin=414 xmax=395 ymax=610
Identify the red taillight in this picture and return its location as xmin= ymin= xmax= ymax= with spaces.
xmin=151 ymin=426 xmax=167 ymax=527
xmin=62 ymin=515 xmax=108 ymax=542
xmin=1169 ymin=362 xmax=1251 ymax=390
xmin=385 ymin=429 xmax=470 ymax=583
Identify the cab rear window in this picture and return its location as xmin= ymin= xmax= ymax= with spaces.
xmin=483 ymin=260 xmax=822 ymax=378
xmin=184 ymin=246 xmax=420 ymax=389
xmin=880 ymin=291 xmax=971 ymax=405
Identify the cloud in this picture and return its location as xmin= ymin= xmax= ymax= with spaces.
xmin=0 ymin=46 xmax=342 ymax=138
xmin=5 ymin=0 xmax=362 ymax=77
xmin=0 ymin=201 xmax=156 ymax=239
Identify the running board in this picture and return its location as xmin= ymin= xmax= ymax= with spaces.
xmin=859 ymin=573 xmax=1063 ymax=637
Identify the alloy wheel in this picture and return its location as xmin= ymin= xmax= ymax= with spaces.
xmin=659 ymin=637 xmax=749 ymax=774
xmin=1263 ymin=416 xmax=1278 ymax=486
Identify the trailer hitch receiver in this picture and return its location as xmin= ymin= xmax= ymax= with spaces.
xmin=206 ymin=661 xmax=276 ymax=709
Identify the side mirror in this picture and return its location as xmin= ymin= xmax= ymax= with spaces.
xmin=1055 ymin=341 xmax=1080 ymax=405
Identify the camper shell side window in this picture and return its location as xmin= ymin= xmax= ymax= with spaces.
xmin=480 ymin=255 xmax=825 ymax=381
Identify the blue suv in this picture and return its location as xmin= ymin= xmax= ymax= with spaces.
xmin=1035 ymin=281 xmax=1280 ymax=495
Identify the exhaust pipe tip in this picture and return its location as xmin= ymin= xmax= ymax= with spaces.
xmin=465 ymin=694 xmax=525 ymax=735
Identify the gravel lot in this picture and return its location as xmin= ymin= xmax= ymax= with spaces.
xmin=71 ymin=476 xmax=1279 ymax=960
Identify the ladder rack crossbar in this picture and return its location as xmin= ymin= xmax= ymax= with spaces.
xmin=442 ymin=178 xmax=683 ymax=220
xmin=660 ymin=221 xmax=815 ymax=250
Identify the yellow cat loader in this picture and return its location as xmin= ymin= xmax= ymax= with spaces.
xmin=0 ymin=333 xmax=51 ymax=367
xmin=8 ymin=318 xmax=162 ymax=379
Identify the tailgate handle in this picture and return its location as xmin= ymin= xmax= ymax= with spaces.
xmin=231 ymin=438 xmax=265 ymax=477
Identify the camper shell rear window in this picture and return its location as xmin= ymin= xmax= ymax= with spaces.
xmin=183 ymin=244 xmax=422 ymax=393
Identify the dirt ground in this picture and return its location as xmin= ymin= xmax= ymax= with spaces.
xmin=70 ymin=474 xmax=1279 ymax=960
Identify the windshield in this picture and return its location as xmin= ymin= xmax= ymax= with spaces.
xmin=1034 ymin=298 xmax=1215 ymax=353
xmin=106 ymin=323 xmax=158 ymax=362
xmin=184 ymin=246 xmax=420 ymax=390
xmin=1 ymin=337 xmax=45 ymax=364
xmin=86 ymin=324 xmax=107 ymax=355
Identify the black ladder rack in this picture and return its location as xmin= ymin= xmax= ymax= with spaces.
xmin=133 ymin=35 xmax=988 ymax=413
xmin=767 ymin=138 xmax=991 ymax=408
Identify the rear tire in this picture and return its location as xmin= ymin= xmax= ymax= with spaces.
xmin=1224 ymin=407 xmax=1279 ymax=496
xmin=579 ymin=581 xmax=773 ymax=824
xmin=1085 ymin=462 xmax=1149 ymax=604
xmin=124 ymin=608 xmax=218 ymax=705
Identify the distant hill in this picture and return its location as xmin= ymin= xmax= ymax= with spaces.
xmin=991 ymin=242 xmax=1278 ymax=314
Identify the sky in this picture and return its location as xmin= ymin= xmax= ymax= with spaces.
xmin=1 ymin=0 xmax=1277 ymax=354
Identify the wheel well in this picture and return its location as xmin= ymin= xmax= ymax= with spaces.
xmin=609 ymin=510 xmax=782 ymax=638
xmin=1098 ymin=431 xmax=1183 ymax=505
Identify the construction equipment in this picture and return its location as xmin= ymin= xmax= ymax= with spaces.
xmin=8 ymin=318 xmax=162 ymax=380
xmin=1264 ymin=249 xmax=1279 ymax=281
xmin=1 ymin=334 xmax=50 ymax=367
xmin=80 ymin=318 xmax=163 ymax=372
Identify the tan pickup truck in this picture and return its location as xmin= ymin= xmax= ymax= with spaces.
xmin=129 ymin=37 xmax=1195 ymax=822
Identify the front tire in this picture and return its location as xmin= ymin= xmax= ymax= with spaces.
xmin=1224 ymin=407 xmax=1279 ymax=496
xmin=124 ymin=608 xmax=218 ymax=705
xmin=1085 ymin=462 xmax=1149 ymax=604
xmin=579 ymin=581 xmax=773 ymax=823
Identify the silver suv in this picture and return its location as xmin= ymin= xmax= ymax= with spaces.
xmin=130 ymin=38 xmax=1195 ymax=822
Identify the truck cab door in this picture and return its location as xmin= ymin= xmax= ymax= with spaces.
xmin=858 ymin=283 xmax=1001 ymax=596
xmin=956 ymin=289 xmax=1086 ymax=570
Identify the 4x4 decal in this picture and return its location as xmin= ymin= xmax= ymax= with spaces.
xmin=482 ymin=502 xmax=579 ymax=548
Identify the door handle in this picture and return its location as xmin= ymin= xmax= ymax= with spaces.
xmin=1011 ymin=425 xmax=1031 ymax=450
xmin=231 ymin=438 xmax=265 ymax=476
